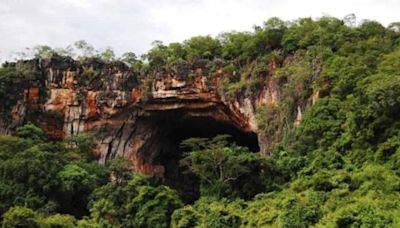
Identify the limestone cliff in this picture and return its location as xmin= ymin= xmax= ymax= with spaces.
xmin=0 ymin=55 xmax=318 ymax=180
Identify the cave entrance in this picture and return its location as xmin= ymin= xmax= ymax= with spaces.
xmin=147 ymin=110 xmax=259 ymax=203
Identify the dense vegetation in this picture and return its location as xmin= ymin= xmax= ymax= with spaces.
xmin=0 ymin=124 xmax=182 ymax=227
xmin=1 ymin=16 xmax=400 ymax=227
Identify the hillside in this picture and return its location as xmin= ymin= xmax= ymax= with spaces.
xmin=1 ymin=17 xmax=400 ymax=227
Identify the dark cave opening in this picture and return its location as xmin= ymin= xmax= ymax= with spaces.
xmin=150 ymin=111 xmax=260 ymax=203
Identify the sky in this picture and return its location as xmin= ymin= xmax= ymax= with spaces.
xmin=0 ymin=0 xmax=399 ymax=61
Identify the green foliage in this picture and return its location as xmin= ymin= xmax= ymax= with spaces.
xmin=296 ymin=97 xmax=346 ymax=153
xmin=0 ymin=124 xmax=110 ymax=221
xmin=58 ymin=164 xmax=98 ymax=215
xmin=74 ymin=40 xmax=96 ymax=60
xmin=15 ymin=123 xmax=46 ymax=143
xmin=256 ymin=104 xmax=283 ymax=137
xmin=2 ymin=16 xmax=400 ymax=227
xmin=125 ymin=185 xmax=183 ymax=227
xmin=121 ymin=52 xmax=143 ymax=69
xmin=140 ymin=76 xmax=153 ymax=100
xmin=278 ymin=195 xmax=322 ymax=227
xmin=171 ymin=198 xmax=243 ymax=228
xmin=180 ymin=135 xmax=251 ymax=198
xmin=107 ymin=157 xmax=133 ymax=185
xmin=180 ymin=135 xmax=274 ymax=199
xmin=0 ymin=140 xmax=65 ymax=214
xmin=184 ymin=36 xmax=222 ymax=61
xmin=75 ymin=218 xmax=100 ymax=228
xmin=282 ymin=17 xmax=348 ymax=53
xmin=99 ymin=47 xmax=115 ymax=62
xmin=145 ymin=40 xmax=170 ymax=70
xmin=144 ymin=36 xmax=222 ymax=69
xmin=173 ymin=16 xmax=400 ymax=228
xmin=3 ymin=207 xmax=79 ymax=228
xmin=64 ymin=134 xmax=96 ymax=161
xmin=220 ymin=31 xmax=252 ymax=62
xmin=320 ymin=200 xmax=398 ymax=227
xmin=88 ymin=174 xmax=183 ymax=227
xmin=166 ymin=42 xmax=187 ymax=65
xmin=244 ymin=17 xmax=286 ymax=60
xmin=33 ymin=45 xmax=57 ymax=59
xmin=2 ymin=206 xmax=41 ymax=228
xmin=219 ymin=74 xmax=247 ymax=98
xmin=245 ymin=29 xmax=400 ymax=226
xmin=0 ymin=62 xmax=39 ymax=120
xmin=171 ymin=206 xmax=199 ymax=228
xmin=41 ymin=214 xmax=77 ymax=228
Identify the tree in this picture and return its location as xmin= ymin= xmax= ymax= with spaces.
xmin=121 ymin=52 xmax=143 ymax=69
xmin=145 ymin=40 xmax=169 ymax=70
xmin=74 ymin=40 xmax=96 ymax=59
xmin=171 ymin=197 xmax=243 ymax=228
xmin=0 ymin=128 xmax=108 ymax=219
xmin=76 ymin=218 xmax=101 ymax=228
xmin=99 ymin=47 xmax=115 ymax=62
xmin=167 ymin=42 xmax=187 ymax=64
xmin=0 ymin=62 xmax=40 ymax=120
xmin=88 ymin=175 xmax=183 ymax=227
xmin=358 ymin=20 xmax=387 ymax=38
xmin=54 ymin=45 xmax=75 ymax=58
xmin=0 ymin=139 xmax=66 ymax=215
xmin=262 ymin=17 xmax=287 ymax=49
xmin=121 ymin=52 xmax=137 ymax=64
xmin=124 ymin=184 xmax=183 ymax=227
xmin=180 ymin=135 xmax=266 ymax=198
xmin=58 ymin=164 xmax=98 ymax=216
xmin=2 ymin=206 xmax=41 ymax=228
xmin=220 ymin=31 xmax=251 ymax=63
xmin=33 ymin=45 xmax=56 ymax=59
xmin=184 ymin=36 xmax=222 ymax=61
xmin=64 ymin=133 xmax=96 ymax=161
xmin=41 ymin=214 xmax=77 ymax=228
xmin=6 ymin=144 xmax=64 ymax=198
xmin=107 ymin=157 xmax=133 ymax=185
xmin=15 ymin=123 xmax=46 ymax=143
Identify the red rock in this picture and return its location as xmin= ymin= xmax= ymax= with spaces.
xmin=25 ymin=87 xmax=40 ymax=109
xmin=131 ymin=88 xmax=141 ymax=104
xmin=86 ymin=91 xmax=98 ymax=118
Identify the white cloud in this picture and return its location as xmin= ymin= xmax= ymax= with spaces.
xmin=0 ymin=0 xmax=399 ymax=62
xmin=62 ymin=0 xmax=92 ymax=9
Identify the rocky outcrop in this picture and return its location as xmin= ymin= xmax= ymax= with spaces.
xmin=0 ymin=56 xmax=316 ymax=179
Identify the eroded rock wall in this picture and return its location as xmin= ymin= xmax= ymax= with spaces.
xmin=1 ymin=56 xmax=316 ymax=176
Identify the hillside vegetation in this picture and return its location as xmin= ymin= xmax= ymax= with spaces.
xmin=1 ymin=17 xmax=400 ymax=227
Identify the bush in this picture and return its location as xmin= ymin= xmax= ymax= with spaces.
xmin=41 ymin=214 xmax=77 ymax=228
xmin=15 ymin=123 xmax=46 ymax=143
xmin=2 ymin=206 xmax=41 ymax=228
xmin=88 ymin=175 xmax=183 ymax=227
xmin=171 ymin=206 xmax=199 ymax=228
xmin=332 ymin=203 xmax=394 ymax=228
xmin=172 ymin=198 xmax=243 ymax=228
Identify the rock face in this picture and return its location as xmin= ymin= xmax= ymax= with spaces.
xmin=1 ymin=56 xmax=315 ymax=185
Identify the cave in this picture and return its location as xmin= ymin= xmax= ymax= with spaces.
xmin=138 ymin=109 xmax=260 ymax=203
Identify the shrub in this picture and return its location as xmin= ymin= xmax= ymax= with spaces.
xmin=2 ymin=206 xmax=41 ymax=228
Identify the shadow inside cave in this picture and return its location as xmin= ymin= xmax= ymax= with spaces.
xmin=147 ymin=111 xmax=260 ymax=203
